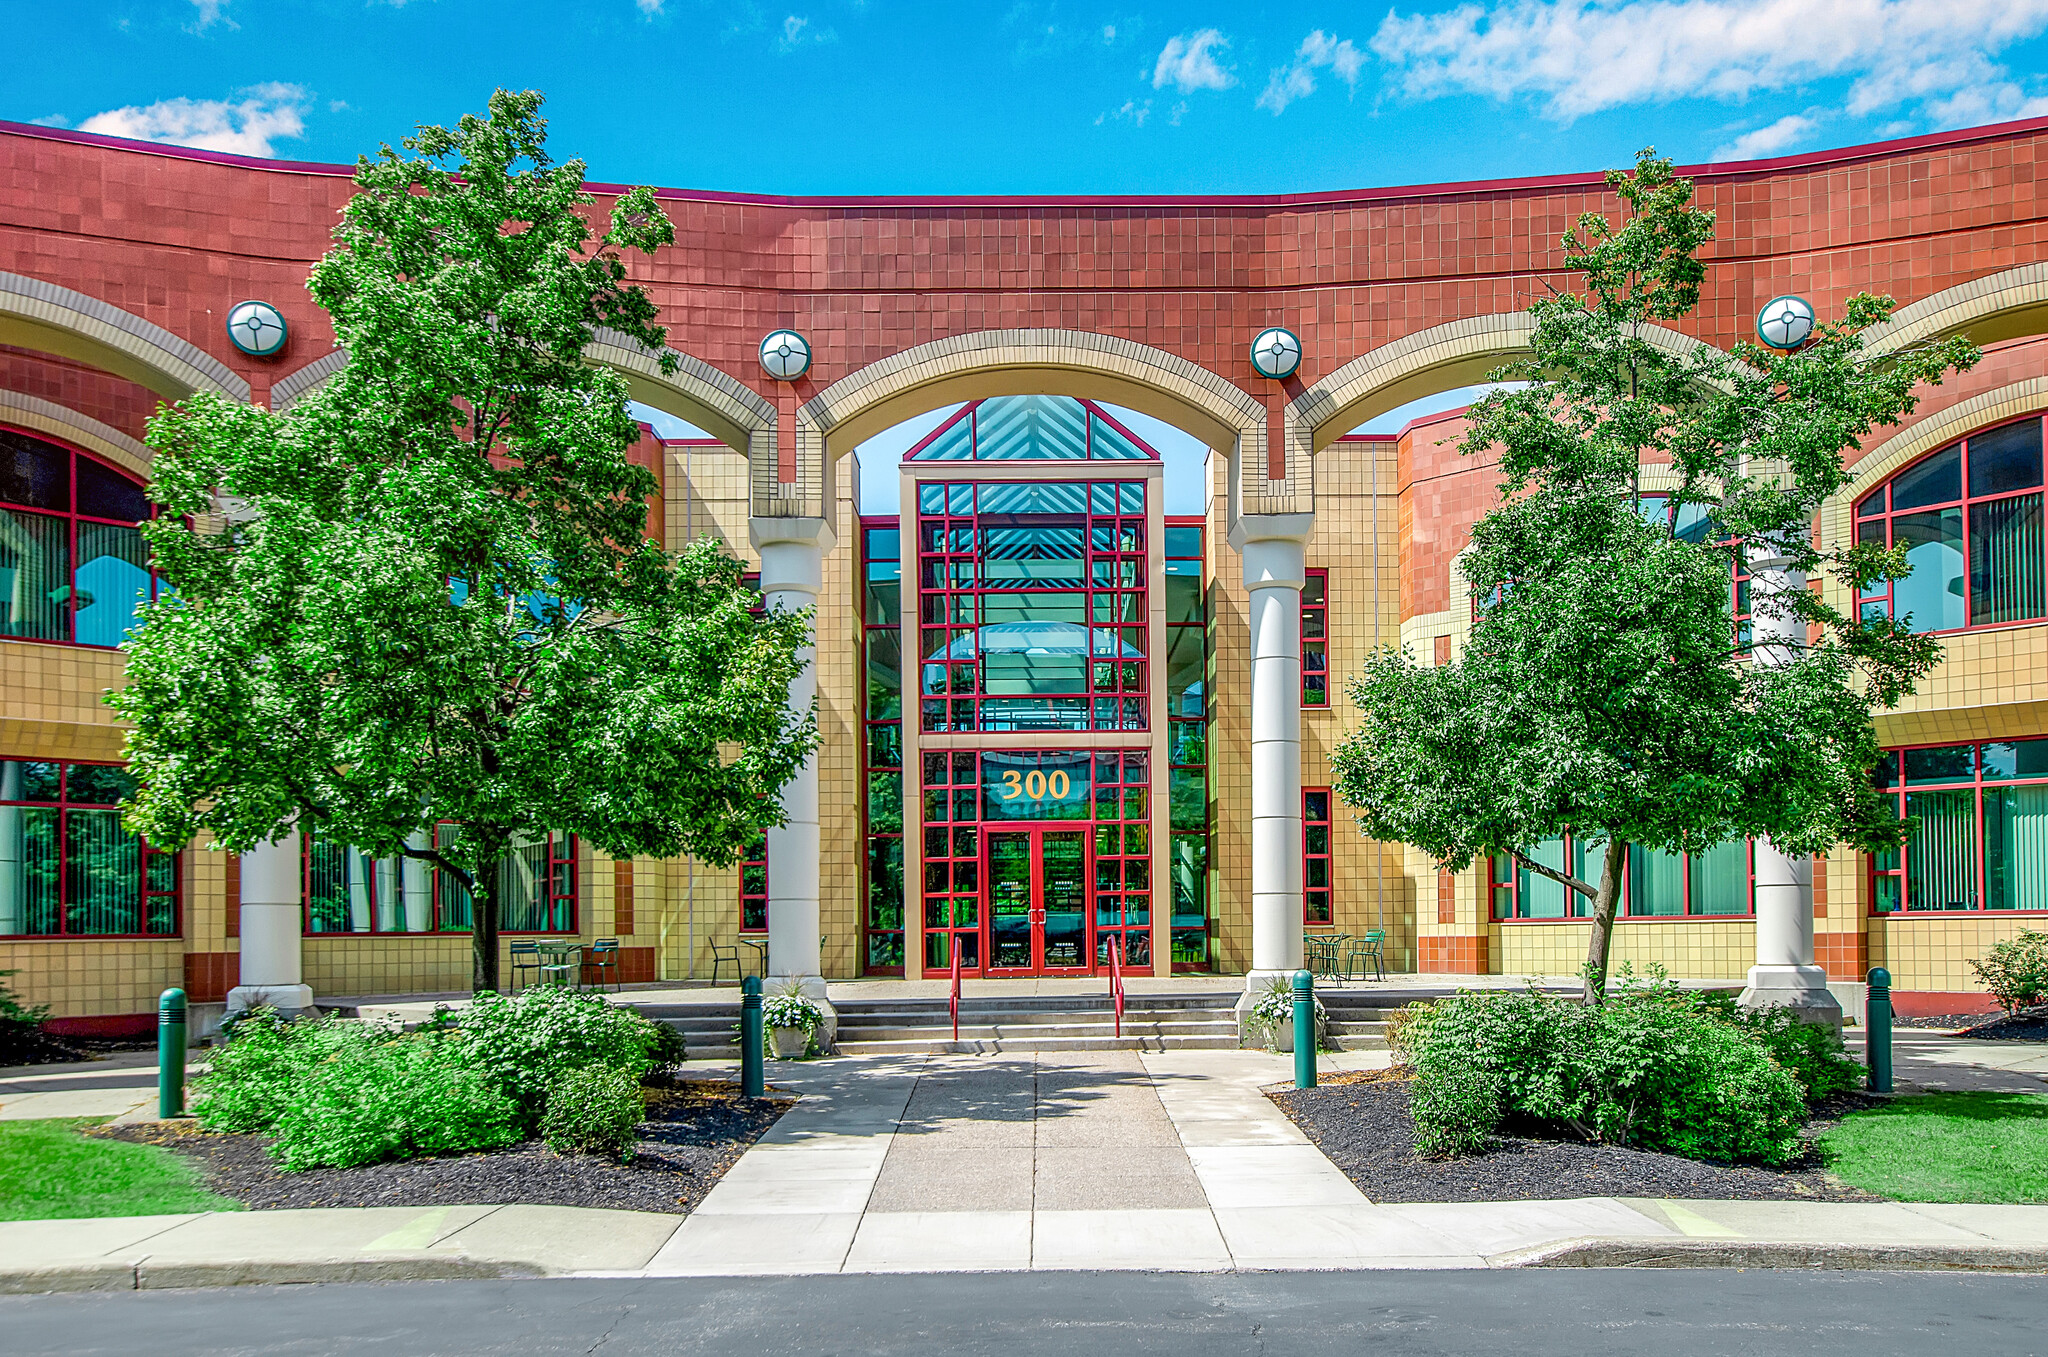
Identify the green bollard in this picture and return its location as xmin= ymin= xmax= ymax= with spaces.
xmin=1293 ymin=969 xmax=1316 ymax=1089
xmin=158 ymin=988 xmax=187 ymax=1119
xmin=740 ymin=975 xmax=764 ymax=1098
xmin=1866 ymin=967 xmax=1893 ymax=1094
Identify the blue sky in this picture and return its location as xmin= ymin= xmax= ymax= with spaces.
xmin=11 ymin=1 xmax=2048 ymax=196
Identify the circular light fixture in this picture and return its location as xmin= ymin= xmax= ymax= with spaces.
xmin=225 ymin=300 xmax=288 ymax=358
xmin=759 ymin=330 xmax=812 ymax=381
xmin=1756 ymin=295 xmax=1816 ymax=351
xmin=1249 ymin=327 xmax=1302 ymax=380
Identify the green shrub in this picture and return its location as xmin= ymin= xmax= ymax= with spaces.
xmin=1406 ymin=983 xmax=1809 ymax=1166
xmin=271 ymin=1027 xmax=521 ymax=1171
xmin=1970 ymin=930 xmax=2048 ymax=1015
xmin=193 ymin=1008 xmax=350 ymax=1133
xmin=0 ymin=970 xmax=77 ymax=1065
xmin=540 ymin=1064 xmax=646 ymax=1160
xmin=1724 ymin=1003 xmax=1862 ymax=1104
xmin=454 ymin=988 xmax=656 ymax=1128
xmin=644 ymin=1018 xmax=688 ymax=1067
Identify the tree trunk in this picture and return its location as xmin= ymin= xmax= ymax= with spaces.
xmin=471 ymin=831 xmax=506 ymax=994
xmin=1581 ymin=837 xmax=1629 ymax=1004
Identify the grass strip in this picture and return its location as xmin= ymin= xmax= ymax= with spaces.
xmin=1819 ymin=1092 xmax=2048 ymax=1203
xmin=0 ymin=1118 xmax=242 ymax=1220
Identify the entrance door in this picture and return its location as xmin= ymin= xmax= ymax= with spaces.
xmin=985 ymin=827 xmax=1090 ymax=974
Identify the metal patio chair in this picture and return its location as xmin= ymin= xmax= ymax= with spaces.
xmin=508 ymin=940 xmax=542 ymax=992
xmin=584 ymin=938 xmax=622 ymax=991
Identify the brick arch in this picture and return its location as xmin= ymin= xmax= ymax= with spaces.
xmin=786 ymin=328 xmax=1274 ymax=520
xmin=0 ymin=389 xmax=153 ymax=481
xmin=270 ymin=328 xmax=774 ymax=452
xmin=0 ymin=271 xmax=248 ymax=404
xmin=1285 ymin=314 xmax=1726 ymax=456
xmin=1865 ymin=263 xmax=2048 ymax=355
xmin=1822 ymin=376 xmax=2048 ymax=546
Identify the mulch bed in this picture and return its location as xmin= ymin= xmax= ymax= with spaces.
xmin=95 ymin=1077 xmax=792 ymax=1216
xmin=1269 ymin=1070 xmax=1883 ymax=1204
xmin=1897 ymin=1012 xmax=2048 ymax=1041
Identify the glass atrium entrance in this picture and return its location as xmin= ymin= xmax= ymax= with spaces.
xmin=863 ymin=395 xmax=1206 ymax=978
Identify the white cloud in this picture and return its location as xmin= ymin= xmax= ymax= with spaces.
xmin=1103 ymin=24 xmax=1116 ymax=42
xmin=30 ymin=115 xmax=69 ymax=128
xmin=189 ymin=0 xmax=234 ymax=32
xmin=1369 ymin=0 xmax=2048 ymax=129
xmin=1096 ymin=98 xmax=1152 ymax=127
xmin=1152 ymin=29 xmax=1235 ymax=93
xmin=778 ymin=14 xmax=836 ymax=49
xmin=77 ymin=83 xmax=310 ymax=157
xmin=1712 ymin=112 xmax=1819 ymax=161
xmin=638 ymin=0 xmax=664 ymax=14
xmin=1258 ymin=29 xmax=1366 ymax=114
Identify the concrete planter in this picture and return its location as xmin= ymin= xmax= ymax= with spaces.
xmin=1263 ymin=1017 xmax=1295 ymax=1053
xmin=770 ymin=1025 xmax=810 ymax=1059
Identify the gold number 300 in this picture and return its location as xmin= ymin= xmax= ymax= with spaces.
xmin=999 ymin=769 xmax=1073 ymax=800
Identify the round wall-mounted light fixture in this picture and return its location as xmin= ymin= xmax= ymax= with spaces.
xmin=759 ymin=330 xmax=812 ymax=381
xmin=225 ymin=300 xmax=288 ymax=357
xmin=1755 ymin=295 xmax=1816 ymax=350
xmin=1249 ymin=327 xmax=1302 ymax=380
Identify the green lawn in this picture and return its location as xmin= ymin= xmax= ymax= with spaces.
xmin=1820 ymin=1093 xmax=2048 ymax=1203
xmin=0 ymin=1119 xmax=242 ymax=1221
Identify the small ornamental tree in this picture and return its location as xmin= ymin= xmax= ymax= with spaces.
xmin=1330 ymin=150 xmax=1980 ymax=1003
xmin=111 ymin=92 xmax=814 ymax=992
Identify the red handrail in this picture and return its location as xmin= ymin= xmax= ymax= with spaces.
xmin=1109 ymin=935 xmax=1125 ymax=1039
xmin=949 ymin=940 xmax=963 ymax=1044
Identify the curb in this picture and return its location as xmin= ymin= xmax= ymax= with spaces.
xmin=0 ymin=1255 xmax=550 ymax=1295
xmin=1496 ymin=1237 xmax=2048 ymax=1272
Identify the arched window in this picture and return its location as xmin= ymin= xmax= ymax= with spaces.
xmin=1855 ymin=416 xmax=2046 ymax=633
xmin=0 ymin=428 xmax=162 ymax=649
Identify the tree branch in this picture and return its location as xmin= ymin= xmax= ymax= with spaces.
xmin=1509 ymin=849 xmax=1601 ymax=898
xmin=399 ymin=845 xmax=473 ymax=889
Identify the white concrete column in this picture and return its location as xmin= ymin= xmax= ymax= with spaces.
xmin=749 ymin=517 xmax=836 ymax=1047
xmin=1738 ymin=551 xmax=1842 ymax=1028
xmin=1230 ymin=514 xmax=1315 ymax=1006
xmin=226 ymin=830 xmax=313 ymax=1016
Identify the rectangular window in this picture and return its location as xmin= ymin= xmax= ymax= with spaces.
xmin=862 ymin=519 xmax=905 ymax=973
xmin=1303 ymin=789 xmax=1333 ymax=925
xmin=1166 ymin=518 xmax=1209 ymax=970
xmin=310 ymin=827 xmax=574 ymax=934
xmin=740 ymin=832 xmax=768 ymax=933
xmin=1301 ymin=569 xmax=1328 ymax=707
xmin=0 ymin=431 xmax=166 ymax=651
xmin=1872 ymin=738 xmax=2048 ymax=914
xmin=1494 ymin=835 xmax=1754 ymax=919
xmin=0 ymin=759 xmax=178 ymax=938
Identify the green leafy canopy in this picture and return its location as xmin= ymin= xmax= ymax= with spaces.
xmin=109 ymin=92 xmax=814 ymax=987
xmin=1329 ymin=149 xmax=1979 ymax=995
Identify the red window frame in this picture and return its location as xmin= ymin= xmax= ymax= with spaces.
xmin=740 ymin=833 xmax=769 ymax=934
xmin=861 ymin=516 xmax=905 ymax=973
xmin=915 ymin=479 xmax=1149 ymax=735
xmin=1869 ymin=738 xmax=2048 ymax=915
xmin=1303 ymin=788 xmax=1333 ymax=925
xmin=1301 ymin=568 xmax=1329 ymax=707
xmin=0 ymin=426 xmax=168 ymax=651
xmin=1490 ymin=835 xmax=1754 ymax=920
xmin=0 ymin=758 xmax=179 ymax=939
xmin=1854 ymin=415 xmax=2048 ymax=636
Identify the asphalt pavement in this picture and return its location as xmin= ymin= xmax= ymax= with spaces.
xmin=4 ymin=1270 xmax=2045 ymax=1356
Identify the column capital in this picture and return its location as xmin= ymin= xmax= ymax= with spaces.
xmin=1230 ymin=513 xmax=1314 ymax=591
xmin=749 ymin=516 xmax=834 ymax=598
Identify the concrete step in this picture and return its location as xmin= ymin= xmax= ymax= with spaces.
xmin=835 ymin=1034 xmax=1242 ymax=1055
xmin=839 ymin=1021 xmax=1237 ymax=1043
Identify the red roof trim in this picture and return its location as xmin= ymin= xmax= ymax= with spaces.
xmin=8 ymin=115 xmax=2048 ymax=208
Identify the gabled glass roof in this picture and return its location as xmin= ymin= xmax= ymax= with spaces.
xmin=905 ymin=396 xmax=1159 ymax=462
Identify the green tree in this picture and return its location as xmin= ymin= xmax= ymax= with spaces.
xmin=1330 ymin=150 xmax=1979 ymax=1002
xmin=110 ymin=92 xmax=814 ymax=992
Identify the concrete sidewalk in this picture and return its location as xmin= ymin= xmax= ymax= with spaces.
xmin=6 ymin=1048 xmax=2046 ymax=1290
